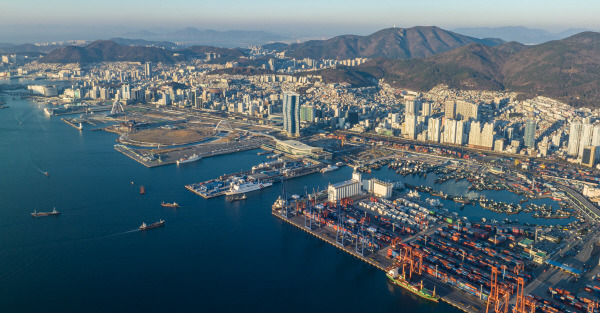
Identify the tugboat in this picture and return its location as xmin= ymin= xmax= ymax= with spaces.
xmin=161 ymin=202 xmax=179 ymax=208
xmin=227 ymin=194 xmax=247 ymax=202
xmin=140 ymin=186 xmax=146 ymax=194
xmin=31 ymin=207 xmax=60 ymax=217
xmin=139 ymin=219 xmax=165 ymax=230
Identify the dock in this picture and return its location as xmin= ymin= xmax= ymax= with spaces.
xmin=114 ymin=138 xmax=271 ymax=168
xmin=271 ymin=206 xmax=486 ymax=313
xmin=185 ymin=159 xmax=326 ymax=198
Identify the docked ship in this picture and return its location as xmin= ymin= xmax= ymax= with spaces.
xmin=31 ymin=207 xmax=60 ymax=217
xmin=225 ymin=180 xmax=273 ymax=195
xmin=44 ymin=107 xmax=53 ymax=116
xmin=407 ymin=190 xmax=420 ymax=198
xmin=161 ymin=202 xmax=179 ymax=208
xmin=320 ymin=165 xmax=339 ymax=173
xmin=272 ymin=196 xmax=286 ymax=210
xmin=176 ymin=153 xmax=201 ymax=165
xmin=386 ymin=267 xmax=439 ymax=302
xmin=139 ymin=219 xmax=165 ymax=230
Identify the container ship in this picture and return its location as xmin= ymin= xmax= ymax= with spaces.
xmin=31 ymin=207 xmax=60 ymax=217
xmin=161 ymin=202 xmax=179 ymax=208
xmin=177 ymin=154 xmax=201 ymax=165
xmin=225 ymin=180 xmax=273 ymax=196
xmin=139 ymin=219 xmax=164 ymax=230
xmin=386 ymin=267 xmax=439 ymax=302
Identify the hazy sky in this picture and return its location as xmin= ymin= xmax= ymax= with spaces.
xmin=1 ymin=0 xmax=599 ymax=43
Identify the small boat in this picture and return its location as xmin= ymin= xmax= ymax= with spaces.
xmin=228 ymin=194 xmax=247 ymax=201
xmin=140 ymin=186 xmax=146 ymax=194
xmin=31 ymin=207 xmax=60 ymax=217
xmin=43 ymin=172 xmax=49 ymax=176
xmin=139 ymin=219 xmax=164 ymax=230
xmin=161 ymin=202 xmax=179 ymax=208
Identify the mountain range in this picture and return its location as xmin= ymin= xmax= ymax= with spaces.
xmin=121 ymin=27 xmax=290 ymax=48
xmin=39 ymin=40 xmax=246 ymax=64
xmin=280 ymin=26 xmax=504 ymax=60
xmin=311 ymin=32 xmax=600 ymax=107
xmin=452 ymin=26 xmax=593 ymax=45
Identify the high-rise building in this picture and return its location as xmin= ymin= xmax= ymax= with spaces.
xmin=283 ymin=92 xmax=300 ymax=137
xmin=567 ymin=122 xmax=583 ymax=157
xmin=579 ymin=123 xmax=594 ymax=157
xmin=524 ymin=120 xmax=537 ymax=148
xmin=444 ymin=100 xmax=455 ymax=119
xmin=405 ymin=100 xmax=421 ymax=115
xmin=421 ymin=102 xmax=432 ymax=117
xmin=427 ymin=117 xmax=441 ymax=142
xmin=455 ymin=100 xmax=479 ymax=120
xmin=582 ymin=146 xmax=596 ymax=167
xmin=300 ymin=105 xmax=316 ymax=123
xmin=144 ymin=62 xmax=153 ymax=78
xmin=404 ymin=114 xmax=417 ymax=139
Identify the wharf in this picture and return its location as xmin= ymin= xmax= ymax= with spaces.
xmin=114 ymin=138 xmax=269 ymax=168
xmin=186 ymin=165 xmax=324 ymax=199
xmin=272 ymin=209 xmax=486 ymax=313
xmin=62 ymin=118 xmax=82 ymax=130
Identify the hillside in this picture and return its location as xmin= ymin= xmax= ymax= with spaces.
xmin=39 ymin=40 xmax=180 ymax=64
xmin=39 ymin=41 xmax=248 ymax=64
xmin=310 ymin=32 xmax=600 ymax=106
xmin=283 ymin=26 xmax=503 ymax=60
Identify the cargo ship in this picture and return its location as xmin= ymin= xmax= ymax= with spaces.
xmin=139 ymin=219 xmax=164 ymax=230
xmin=225 ymin=180 xmax=273 ymax=196
xmin=386 ymin=267 xmax=439 ymax=302
xmin=161 ymin=202 xmax=179 ymax=208
xmin=176 ymin=153 xmax=201 ymax=165
xmin=31 ymin=207 xmax=60 ymax=217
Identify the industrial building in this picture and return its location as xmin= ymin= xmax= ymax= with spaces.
xmin=328 ymin=171 xmax=362 ymax=202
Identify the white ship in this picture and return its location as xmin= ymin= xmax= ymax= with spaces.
xmin=272 ymin=196 xmax=286 ymax=210
xmin=407 ymin=190 xmax=420 ymax=198
xmin=176 ymin=153 xmax=201 ymax=165
xmin=225 ymin=180 xmax=273 ymax=195
xmin=44 ymin=108 xmax=53 ymax=116
xmin=426 ymin=198 xmax=442 ymax=207
xmin=320 ymin=165 xmax=339 ymax=173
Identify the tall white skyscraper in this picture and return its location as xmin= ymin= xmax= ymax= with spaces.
xmin=427 ymin=117 xmax=441 ymax=142
xmin=404 ymin=114 xmax=417 ymax=139
xmin=144 ymin=62 xmax=153 ymax=78
xmin=579 ymin=123 xmax=594 ymax=157
xmin=421 ymin=102 xmax=432 ymax=117
xmin=567 ymin=122 xmax=582 ymax=157
xmin=283 ymin=92 xmax=300 ymax=137
xmin=405 ymin=100 xmax=421 ymax=115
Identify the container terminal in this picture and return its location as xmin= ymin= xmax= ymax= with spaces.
xmin=272 ymin=170 xmax=600 ymax=313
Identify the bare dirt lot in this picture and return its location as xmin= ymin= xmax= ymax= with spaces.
xmin=127 ymin=127 xmax=216 ymax=145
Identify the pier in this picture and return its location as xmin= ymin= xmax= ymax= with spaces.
xmin=271 ymin=208 xmax=485 ymax=313
xmin=185 ymin=159 xmax=325 ymax=198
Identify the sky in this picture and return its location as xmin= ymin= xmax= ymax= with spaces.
xmin=1 ymin=0 xmax=599 ymax=43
